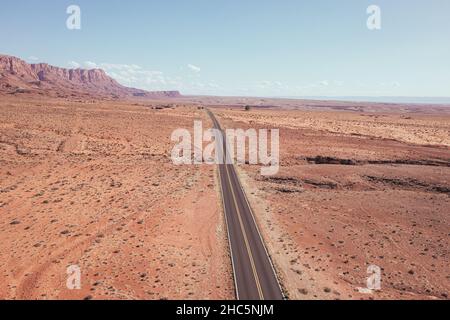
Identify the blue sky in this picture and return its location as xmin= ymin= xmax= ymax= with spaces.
xmin=1 ymin=0 xmax=449 ymax=97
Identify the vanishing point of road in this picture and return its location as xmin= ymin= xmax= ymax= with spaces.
xmin=207 ymin=109 xmax=284 ymax=300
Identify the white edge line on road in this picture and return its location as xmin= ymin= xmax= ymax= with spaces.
xmin=210 ymin=109 xmax=284 ymax=299
xmin=233 ymin=166 xmax=286 ymax=299
xmin=214 ymin=113 xmax=240 ymax=301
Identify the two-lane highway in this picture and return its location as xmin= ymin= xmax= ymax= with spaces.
xmin=207 ymin=110 xmax=284 ymax=300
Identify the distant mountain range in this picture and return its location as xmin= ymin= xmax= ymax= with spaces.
xmin=276 ymin=96 xmax=450 ymax=105
xmin=0 ymin=54 xmax=181 ymax=99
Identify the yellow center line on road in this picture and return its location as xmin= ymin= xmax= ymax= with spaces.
xmin=224 ymin=163 xmax=265 ymax=300
xmin=209 ymin=108 xmax=264 ymax=300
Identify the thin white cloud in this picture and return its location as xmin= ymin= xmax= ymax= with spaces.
xmin=109 ymin=65 xmax=162 ymax=84
xmin=87 ymin=62 xmax=174 ymax=90
xmin=187 ymin=64 xmax=201 ymax=73
xmin=207 ymin=82 xmax=220 ymax=88
xmin=294 ymin=80 xmax=341 ymax=93
xmin=68 ymin=61 xmax=81 ymax=68
xmin=380 ymin=81 xmax=400 ymax=87
xmin=84 ymin=61 xmax=98 ymax=69
xmin=255 ymin=81 xmax=288 ymax=92
xmin=70 ymin=61 xmax=226 ymax=94
xmin=28 ymin=56 xmax=39 ymax=62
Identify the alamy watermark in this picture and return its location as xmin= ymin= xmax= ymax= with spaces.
xmin=66 ymin=5 xmax=81 ymax=30
xmin=65 ymin=5 xmax=381 ymax=32
xmin=357 ymin=264 xmax=381 ymax=294
xmin=367 ymin=5 xmax=381 ymax=30
xmin=66 ymin=264 xmax=81 ymax=290
xmin=171 ymin=121 xmax=280 ymax=176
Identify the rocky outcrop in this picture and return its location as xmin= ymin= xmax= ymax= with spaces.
xmin=0 ymin=54 xmax=181 ymax=99
xmin=0 ymin=55 xmax=39 ymax=82
xmin=31 ymin=64 xmax=115 ymax=83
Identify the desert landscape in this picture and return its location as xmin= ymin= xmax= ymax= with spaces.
xmin=0 ymin=54 xmax=449 ymax=300
xmin=0 ymin=93 xmax=233 ymax=300
xmin=214 ymin=104 xmax=450 ymax=300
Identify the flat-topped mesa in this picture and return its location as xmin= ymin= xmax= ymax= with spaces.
xmin=31 ymin=64 xmax=113 ymax=83
xmin=0 ymin=54 xmax=182 ymax=99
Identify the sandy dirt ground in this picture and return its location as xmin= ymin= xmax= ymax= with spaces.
xmin=0 ymin=96 xmax=233 ymax=300
xmin=1 ymin=93 xmax=449 ymax=301
xmin=214 ymin=106 xmax=449 ymax=300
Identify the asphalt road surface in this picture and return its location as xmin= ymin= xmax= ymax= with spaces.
xmin=207 ymin=110 xmax=284 ymax=300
